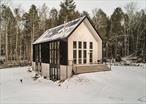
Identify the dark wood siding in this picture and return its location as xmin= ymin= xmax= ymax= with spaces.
xmin=33 ymin=45 xmax=35 ymax=62
xmin=60 ymin=39 xmax=68 ymax=65
xmin=33 ymin=39 xmax=67 ymax=65
xmin=41 ymin=42 xmax=49 ymax=63
xmin=33 ymin=44 xmax=39 ymax=62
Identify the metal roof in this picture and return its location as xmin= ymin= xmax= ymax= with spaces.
xmin=33 ymin=16 xmax=86 ymax=44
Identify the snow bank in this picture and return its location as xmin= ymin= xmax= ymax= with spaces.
xmin=0 ymin=65 xmax=146 ymax=104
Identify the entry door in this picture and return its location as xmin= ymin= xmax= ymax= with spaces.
xmin=49 ymin=42 xmax=60 ymax=81
xmin=50 ymin=64 xmax=59 ymax=81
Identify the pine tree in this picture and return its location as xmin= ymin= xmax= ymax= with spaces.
xmin=1 ymin=5 xmax=17 ymax=63
xmin=92 ymin=9 xmax=109 ymax=59
xmin=81 ymin=11 xmax=90 ymax=19
xmin=124 ymin=2 xmax=146 ymax=62
xmin=21 ymin=12 xmax=30 ymax=62
xmin=28 ymin=5 xmax=40 ymax=63
xmin=109 ymin=7 xmax=125 ymax=60
xmin=14 ymin=8 xmax=24 ymax=64
xmin=39 ymin=3 xmax=48 ymax=32
xmin=58 ymin=0 xmax=79 ymax=24
xmin=92 ymin=9 xmax=109 ymax=41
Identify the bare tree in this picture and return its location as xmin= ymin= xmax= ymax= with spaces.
xmin=38 ymin=3 xmax=49 ymax=32
xmin=125 ymin=2 xmax=145 ymax=55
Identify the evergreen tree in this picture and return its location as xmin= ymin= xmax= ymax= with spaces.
xmin=92 ymin=9 xmax=109 ymax=41
xmin=1 ymin=5 xmax=17 ymax=63
xmin=92 ymin=9 xmax=109 ymax=59
xmin=58 ymin=0 xmax=80 ymax=24
xmin=39 ymin=3 xmax=48 ymax=32
xmin=28 ymin=5 xmax=40 ymax=62
xmin=81 ymin=11 xmax=90 ymax=19
xmin=14 ymin=8 xmax=21 ymax=63
xmin=109 ymin=7 xmax=125 ymax=60
xmin=28 ymin=5 xmax=40 ymax=41
xmin=45 ymin=8 xmax=59 ymax=30
xmin=110 ymin=7 xmax=124 ymax=37
xmin=21 ymin=12 xmax=30 ymax=61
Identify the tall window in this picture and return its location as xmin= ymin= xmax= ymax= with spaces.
xmin=89 ymin=42 xmax=93 ymax=63
xmin=83 ymin=42 xmax=87 ymax=49
xmin=73 ymin=41 xmax=91 ymax=64
xmin=49 ymin=42 xmax=52 ymax=63
xmin=73 ymin=50 xmax=77 ymax=64
xmin=78 ymin=50 xmax=82 ymax=64
xmin=78 ymin=41 xmax=82 ymax=64
xmin=73 ymin=41 xmax=77 ymax=48
xmin=89 ymin=50 xmax=93 ymax=63
xmin=90 ymin=42 xmax=93 ymax=49
xmin=83 ymin=42 xmax=87 ymax=64
xmin=83 ymin=50 xmax=87 ymax=63
xmin=78 ymin=41 xmax=82 ymax=49
xmin=49 ymin=41 xmax=59 ymax=64
xmin=73 ymin=41 xmax=77 ymax=64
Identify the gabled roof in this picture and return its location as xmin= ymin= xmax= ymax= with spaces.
xmin=33 ymin=16 xmax=86 ymax=44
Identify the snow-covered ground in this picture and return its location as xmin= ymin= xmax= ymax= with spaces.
xmin=0 ymin=65 xmax=146 ymax=104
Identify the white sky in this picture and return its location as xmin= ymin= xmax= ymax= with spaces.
xmin=8 ymin=0 xmax=146 ymax=17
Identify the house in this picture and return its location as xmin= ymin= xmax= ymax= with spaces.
xmin=32 ymin=16 xmax=108 ymax=81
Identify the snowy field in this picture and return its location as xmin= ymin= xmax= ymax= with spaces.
xmin=0 ymin=65 xmax=146 ymax=104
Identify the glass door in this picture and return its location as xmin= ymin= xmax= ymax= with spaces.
xmin=49 ymin=41 xmax=60 ymax=81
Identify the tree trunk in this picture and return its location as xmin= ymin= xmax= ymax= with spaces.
xmin=30 ymin=23 xmax=34 ymax=63
xmin=15 ymin=25 xmax=18 ymax=64
xmin=5 ymin=23 xmax=8 ymax=63
xmin=0 ymin=26 xmax=1 ymax=57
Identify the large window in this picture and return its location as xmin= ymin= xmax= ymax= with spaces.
xmin=78 ymin=41 xmax=82 ymax=64
xmin=49 ymin=41 xmax=60 ymax=81
xmin=73 ymin=41 xmax=77 ymax=48
xmin=89 ymin=50 xmax=93 ymax=63
xmin=83 ymin=42 xmax=87 ymax=64
xmin=78 ymin=50 xmax=82 ymax=64
xmin=90 ymin=42 xmax=93 ymax=49
xmin=89 ymin=42 xmax=93 ymax=63
xmin=73 ymin=41 xmax=92 ymax=64
xmin=49 ymin=41 xmax=59 ymax=64
xmin=78 ymin=41 xmax=82 ymax=49
xmin=73 ymin=41 xmax=77 ymax=64
xmin=83 ymin=50 xmax=87 ymax=63
xmin=83 ymin=42 xmax=87 ymax=49
xmin=41 ymin=43 xmax=49 ymax=63
xmin=73 ymin=50 xmax=77 ymax=64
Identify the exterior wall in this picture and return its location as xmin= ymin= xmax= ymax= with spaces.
xmin=60 ymin=65 xmax=72 ymax=80
xmin=32 ymin=62 xmax=35 ymax=71
xmin=32 ymin=62 xmax=72 ymax=80
xmin=84 ymin=18 xmax=102 ymax=60
xmin=32 ymin=62 xmax=50 ymax=79
xmin=41 ymin=63 xmax=50 ymax=79
xmin=68 ymin=18 xmax=102 ymax=64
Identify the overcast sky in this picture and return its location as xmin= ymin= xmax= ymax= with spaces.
xmin=9 ymin=0 xmax=146 ymax=16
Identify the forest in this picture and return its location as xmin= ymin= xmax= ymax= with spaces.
xmin=0 ymin=0 xmax=146 ymax=66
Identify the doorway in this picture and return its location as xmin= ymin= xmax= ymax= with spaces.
xmin=49 ymin=41 xmax=60 ymax=81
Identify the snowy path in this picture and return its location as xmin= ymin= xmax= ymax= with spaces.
xmin=0 ymin=65 xmax=146 ymax=104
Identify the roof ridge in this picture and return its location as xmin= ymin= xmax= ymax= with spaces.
xmin=33 ymin=16 xmax=86 ymax=44
xmin=47 ymin=16 xmax=86 ymax=31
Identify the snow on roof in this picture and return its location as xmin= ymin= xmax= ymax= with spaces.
xmin=33 ymin=16 xmax=86 ymax=44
